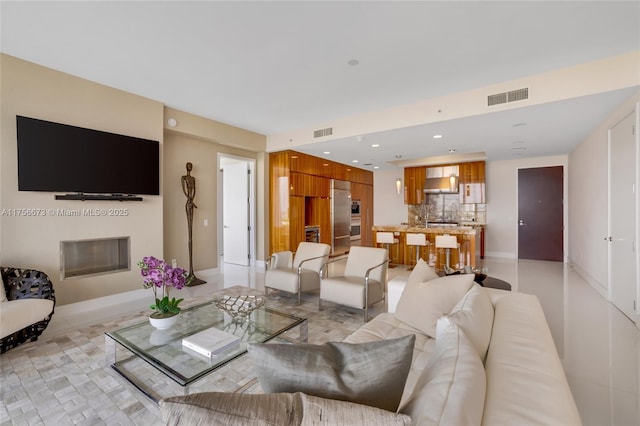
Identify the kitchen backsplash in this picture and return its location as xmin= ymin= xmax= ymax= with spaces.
xmin=408 ymin=193 xmax=486 ymax=226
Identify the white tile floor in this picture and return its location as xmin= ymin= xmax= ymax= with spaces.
xmin=45 ymin=257 xmax=640 ymax=425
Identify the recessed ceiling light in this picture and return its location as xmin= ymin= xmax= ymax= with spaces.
xmin=371 ymin=144 xmax=379 ymax=148
xmin=373 ymin=166 xmax=380 ymax=169
xmin=433 ymin=134 xmax=443 ymax=139
xmin=513 ymin=122 xmax=527 ymax=127
xmin=352 ymin=160 xmax=359 ymax=163
xmin=347 ymin=59 xmax=360 ymax=66
xmin=323 ymin=151 xmax=331 ymax=154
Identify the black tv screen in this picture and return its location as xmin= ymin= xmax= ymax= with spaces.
xmin=17 ymin=116 xmax=160 ymax=195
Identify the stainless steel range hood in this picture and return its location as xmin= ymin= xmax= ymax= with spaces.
xmin=423 ymin=165 xmax=459 ymax=194
xmin=424 ymin=177 xmax=459 ymax=193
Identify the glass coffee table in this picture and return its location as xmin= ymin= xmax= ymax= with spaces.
xmin=105 ymin=299 xmax=307 ymax=402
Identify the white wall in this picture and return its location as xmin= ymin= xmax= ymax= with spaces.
xmin=569 ymin=90 xmax=640 ymax=297
xmin=373 ymin=169 xmax=407 ymax=225
xmin=485 ymin=155 xmax=568 ymax=259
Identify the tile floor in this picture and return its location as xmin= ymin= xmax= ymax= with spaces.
xmin=42 ymin=257 xmax=640 ymax=425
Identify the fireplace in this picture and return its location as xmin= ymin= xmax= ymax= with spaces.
xmin=60 ymin=237 xmax=130 ymax=280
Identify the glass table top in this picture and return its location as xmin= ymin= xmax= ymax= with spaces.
xmin=105 ymin=300 xmax=306 ymax=387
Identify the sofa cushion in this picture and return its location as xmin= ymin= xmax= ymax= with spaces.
xmin=0 ymin=298 xmax=54 ymax=339
xmin=248 ymin=334 xmax=415 ymax=412
xmin=159 ymin=392 xmax=412 ymax=426
xmin=447 ymin=283 xmax=494 ymax=360
xmin=399 ymin=318 xmax=486 ymax=425
xmin=395 ymin=273 xmax=474 ymax=338
xmin=407 ymin=258 xmax=439 ymax=285
xmin=482 ymin=293 xmax=582 ymax=425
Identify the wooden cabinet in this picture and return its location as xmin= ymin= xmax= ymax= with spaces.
xmin=404 ymin=166 xmax=426 ymax=204
xmin=459 ymin=161 xmax=485 ymax=184
xmin=352 ymin=182 xmax=374 ymax=247
xmin=270 ymin=150 xmax=373 ymax=254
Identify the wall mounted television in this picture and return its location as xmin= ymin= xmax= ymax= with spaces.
xmin=17 ymin=116 xmax=160 ymax=198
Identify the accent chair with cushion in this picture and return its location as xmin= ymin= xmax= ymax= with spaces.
xmin=265 ymin=242 xmax=330 ymax=304
xmin=0 ymin=267 xmax=56 ymax=353
xmin=319 ymin=246 xmax=388 ymax=321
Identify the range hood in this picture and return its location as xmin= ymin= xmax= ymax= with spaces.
xmin=423 ymin=176 xmax=459 ymax=193
xmin=423 ymin=165 xmax=459 ymax=194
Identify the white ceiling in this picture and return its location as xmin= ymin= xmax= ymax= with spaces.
xmin=2 ymin=1 xmax=639 ymax=169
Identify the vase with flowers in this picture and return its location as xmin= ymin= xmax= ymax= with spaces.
xmin=138 ymin=256 xmax=189 ymax=329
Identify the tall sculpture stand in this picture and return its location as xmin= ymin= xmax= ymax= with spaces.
xmin=182 ymin=162 xmax=206 ymax=287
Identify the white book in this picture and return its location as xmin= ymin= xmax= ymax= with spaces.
xmin=182 ymin=327 xmax=241 ymax=358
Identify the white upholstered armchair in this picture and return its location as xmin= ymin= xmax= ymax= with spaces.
xmin=265 ymin=242 xmax=331 ymax=304
xmin=319 ymin=246 xmax=388 ymax=321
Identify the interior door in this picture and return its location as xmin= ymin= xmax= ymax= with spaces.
xmin=222 ymin=161 xmax=249 ymax=266
xmin=518 ymin=166 xmax=564 ymax=261
xmin=609 ymin=111 xmax=637 ymax=321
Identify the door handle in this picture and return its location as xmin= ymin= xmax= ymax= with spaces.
xmin=224 ymin=225 xmax=230 ymax=228
xmin=519 ymin=219 xmax=526 ymax=226
xmin=604 ymin=236 xmax=612 ymax=241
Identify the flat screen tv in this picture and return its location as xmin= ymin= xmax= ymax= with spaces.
xmin=17 ymin=116 xmax=160 ymax=196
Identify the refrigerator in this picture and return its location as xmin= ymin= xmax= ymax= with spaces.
xmin=330 ymin=179 xmax=351 ymax=255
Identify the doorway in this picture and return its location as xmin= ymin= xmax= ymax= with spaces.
xmin=608 ymin=110 xmax=638 ymax=322
xmin=518 ymin=166 xmax=564 ymax=261
xmin=218 ymin=155 xmax=256 ymax=266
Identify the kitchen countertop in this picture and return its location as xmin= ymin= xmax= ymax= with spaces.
xmin=372 ymin=225 xmax=477 ymax=235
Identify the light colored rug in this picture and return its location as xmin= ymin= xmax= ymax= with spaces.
xmin=0 ymin=286 xmax=372 ymax=425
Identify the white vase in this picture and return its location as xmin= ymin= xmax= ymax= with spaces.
xmin=148 ymin=313 xmax=179 ymax=330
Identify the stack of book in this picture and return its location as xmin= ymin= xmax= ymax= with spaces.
xmin=182 ymin=327 xmax=241 ymax=358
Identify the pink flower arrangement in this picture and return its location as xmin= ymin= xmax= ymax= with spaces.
xmin=138 ymin=256 xmax=189 ymax=317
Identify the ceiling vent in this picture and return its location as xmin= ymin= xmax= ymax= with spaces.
xmin=488 ymin=87 xmax=529 ymax=106
xmin=313 ymin=127 xmax=333 ymax=138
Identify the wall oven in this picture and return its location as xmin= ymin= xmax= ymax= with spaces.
xmin=350 ymin=217 xmax=361 ymax=242
xmin=351 ymin=200 xmax=361 ymax=217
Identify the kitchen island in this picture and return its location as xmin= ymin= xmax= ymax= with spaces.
xmin=372 ymin=225 xmax=477 ymax=270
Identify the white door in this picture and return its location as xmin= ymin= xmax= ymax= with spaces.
xmin=609 ymin=111 xmax=637 ymax=321
xmin=222 ymin=161 xmax=249 ymax=266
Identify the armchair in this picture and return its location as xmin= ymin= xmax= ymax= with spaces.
xmin=1 ymin=267 xmax=56 ymax=353
xmin=319 ymin=246 xmax=388 ymax=321
xmin=265 ymin=242 xmax=331 ymax=304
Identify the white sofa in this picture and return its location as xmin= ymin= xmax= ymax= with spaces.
xmin=160 ymin=264 xmax=581 ymax=425
xmin=342 ymin=271 xmax=581 ymax=425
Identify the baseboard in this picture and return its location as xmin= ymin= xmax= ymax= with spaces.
xmin=55 ymin=287 xmax=149 ymax=317
xmin=484 ymin=251 xmax=517 ymax=259
xmin=568 ymin=259 xmax=609 ymax=300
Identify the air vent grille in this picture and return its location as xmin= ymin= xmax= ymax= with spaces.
xmin=313 ymin=127 xmax=333 ymax=138
xmin=487 ymin=92 xmax=507 ymax=106
xmin=488 ymin=87 xmax=529 ymax=106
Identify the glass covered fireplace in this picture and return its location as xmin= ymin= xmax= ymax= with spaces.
xmin=60 ymin=236 xmax=130 ymax=280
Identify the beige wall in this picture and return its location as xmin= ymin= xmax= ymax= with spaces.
xmin=162 ymin=107 xmax=267 ymax=270
xmin=568 ymin=90 xmax=640 ymax=295
xmin=0 ymin=55 xmax=268 ymax=305
xmin=0 ymin=54 xmax=164 ymax=305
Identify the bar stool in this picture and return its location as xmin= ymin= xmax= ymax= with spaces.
xmin=435 ymin=235 xmax=458 ymax=271
xmin=406 ymin=233 xmax=428 ymax=270
xmin=376 ymin=231 xmax=398 ymax=268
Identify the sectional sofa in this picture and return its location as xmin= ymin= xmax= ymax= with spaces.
xmin=160 ymin=261 xmax=581 ymax=425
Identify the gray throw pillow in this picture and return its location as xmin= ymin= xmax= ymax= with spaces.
xmin=248 ymin=334 xmax=415 ymax=412
xmin=159 ymin=392 xmax=413 ymax=425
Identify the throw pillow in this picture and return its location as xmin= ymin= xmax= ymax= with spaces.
xmin=247 ymin=334 xmax=415 ymax=412
xmin=406 ymin=258 xmax=439 ymax=285
xmin=159 ymin=392 xmax=413 ymax=426
xmin=395 ymin=273 xmax=474 ymax=338
xmin=447 ymin=283 xmax=495 ymax=360
xmin=400 ymin=320 xmax=486 ymax=425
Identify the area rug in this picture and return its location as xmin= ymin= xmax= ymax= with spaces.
xmin=0 ymin=286 xmax=370 ymax=425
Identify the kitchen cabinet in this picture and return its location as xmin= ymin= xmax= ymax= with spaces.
xmin=459 ymin=161 xmax=485 ymax=184
xmin=351 ymin=182 xmax=374 ymax=247
xmin=269 ymin=150 xmax=374 ymax=254
xmin=403 ymin=166 xmax=426 ymax=205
